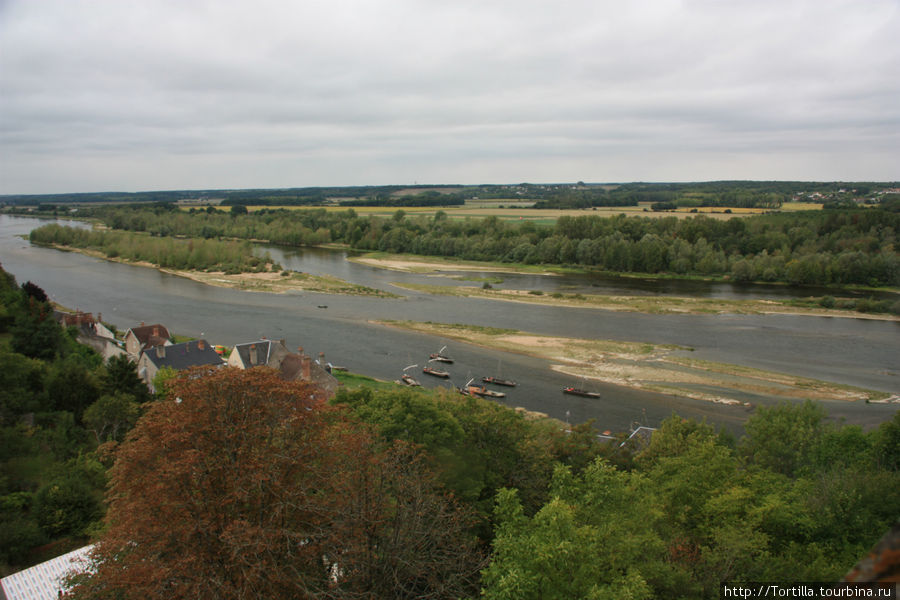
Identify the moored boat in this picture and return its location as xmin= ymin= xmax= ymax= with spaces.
xmin=482 ymin=376 xmax=516 ymax=387
xmin=423 ymin=366 xmax=450 ymax=378
xmin=429 ymin=345 xmax=454 ymax=363
xmin=401 ymin=374 xmax=421 ymax=386
xmin=467 ymin=384 xmax=506 ymax=399
xmin=563 ymin=387 xmax=601 ymax=398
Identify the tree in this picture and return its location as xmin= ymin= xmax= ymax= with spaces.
xmin=102 ymin=354 xmax=150 ymax=403
xmin=481 ymin=462 xmax=666 ymax=600
xmin=66 ymin=367 xmax=480 ymax=599
xmin=33 ymin=475 xmax=102 ymax=538
xmin=83 ymin=392 xmax=141 ymax=443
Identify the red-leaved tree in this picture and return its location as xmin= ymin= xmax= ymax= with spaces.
xmin=65 ymin=366 xmax=481 ymax=599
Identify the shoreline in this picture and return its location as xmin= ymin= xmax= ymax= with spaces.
xmin=41 ymin=243 xmax=396 ymax=297
xmin=389 ymin=282 xmax=899 ymax=320
xmin=374 ymin=320 xmax=896 ymax=406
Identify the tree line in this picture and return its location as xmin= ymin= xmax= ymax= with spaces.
xmin=29 ymin=223 xmax=277 ymax=274
xmin=76 ymin=204 xmax=900 ymax=289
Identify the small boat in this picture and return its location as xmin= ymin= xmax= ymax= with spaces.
xmin=423 ymin=366 xmax=450 ymax=378
xmin=400 ymin=374 xmax=421 ymax=387
xmin=398 ymin=364 xmax=421 ymax=386
xmin=482 ymin=376 xmax=517 ymax=387
xmin=563 ymin=387 xmax=601 ymax=399
xmin=465 ymin=379 xmax=505 ymax=398
xmin=429 ymin=345 xmax=454 ymax=363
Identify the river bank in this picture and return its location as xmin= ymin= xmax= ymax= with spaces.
xmin=37 ymin=243 xmax=396 ymax=297
xmin=375 ymin=320 xmax=896 ymax=406
xmin=389 ymin=282 xmax=899 ymax=320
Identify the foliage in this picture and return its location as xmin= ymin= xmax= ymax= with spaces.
xmin=66 ymin=367 xmax=482 ymax=599
xmin=64 ymin=201 xmax=900 ymax=288
xmin=29 ymin=224 xmax=274 ymax=273
xmin=101 ymin=354 xmax=150 ymax=403
xmin=33 ymin=475 xmax=102 ymax=538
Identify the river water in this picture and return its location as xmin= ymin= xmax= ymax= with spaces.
xmin=2 ymin=214 xmax=897 ymax=433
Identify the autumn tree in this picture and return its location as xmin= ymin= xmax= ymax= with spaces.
xmin=65 ymin=367 xmax=480 ymax=599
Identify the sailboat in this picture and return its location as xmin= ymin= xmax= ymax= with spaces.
xmin=465 ymin=378 xmax=506 ymax=399
xmin=398 ymin=364 xmax=421 ymax=387
xmin=482 ymin=360 xmax=516 ymax=387
xmin=563 ymin=377 xmax=601 ymax=398
xmin=422 ymin=359 xmax=451 ymax=378
xmin=429 ymin=345 xmax=454 ymax=363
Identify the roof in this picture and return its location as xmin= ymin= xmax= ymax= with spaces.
xmin=126 ymin=324 xmax=171 ymax=346
xmin=0 ymin=545 xmax=93 ymax=600
xmin=232 ymin=340 xmax=275 ymax=368
xmin=142 ymin=339 xmax=224 ymax=371
xmin=619 ymin=426 xmax=657 ymax=449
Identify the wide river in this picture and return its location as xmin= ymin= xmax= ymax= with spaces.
xmin=2 ymin=215 xmax=897 ymax=434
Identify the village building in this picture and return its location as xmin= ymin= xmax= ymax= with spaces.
xmin=137 ymin=338 xmax=223 ymax=393
xmin=124 ymin=323 xmax=171 ymax=358
xmin=228 ymin=339 xmax=339 ymax=399
xmin=54 ymin=310 xmax=125 ymax=361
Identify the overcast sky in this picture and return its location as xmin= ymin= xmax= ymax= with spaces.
xmin=1 ymin=0 xmax=898 ymax=194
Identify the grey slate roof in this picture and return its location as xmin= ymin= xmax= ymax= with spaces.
xmin=142 ymin=339 xmax=224 ymax=371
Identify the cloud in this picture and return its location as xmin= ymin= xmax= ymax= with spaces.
xmin=1 ymin=0 xmax=898 ymax=193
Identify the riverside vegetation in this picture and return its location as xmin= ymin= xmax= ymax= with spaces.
xmin=2 ymin=266 xmax=899 ymax=597
xmin=37 ymin=199 xmax=900 ymax=290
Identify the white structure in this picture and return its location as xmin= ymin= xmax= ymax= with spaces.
xmin=0 ymin=546 xmax=92 ymax=600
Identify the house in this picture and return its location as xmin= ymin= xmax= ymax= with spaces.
xmin=619 ymin=425 xmax=657 ymax=450
xmin=124 ymin=323 xmax=171 ymax=358
xmin=137 ymin=339 xmax=224 ymax=393
xmin=228 ymin=340 xmax=339 ymax=399
xmin=0 ymin=545 xmax=93 ymax=600
xmin=54 ymin=310 xmax=125 ymax=361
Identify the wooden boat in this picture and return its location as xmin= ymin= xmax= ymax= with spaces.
xmin=400 ymin=374 xmax=421 ymax=387
xmin=467 ymin=384 xmax=506 ymax=399
xmin=429 ymin=345 xmax=454 ymax=363
xmin=423 ymin=366 xmax=450 ymax=378
xmin=482 ymin=376 xmax=516 ymax=387
xmin=563 ymin=386 xmax=601 ymax=399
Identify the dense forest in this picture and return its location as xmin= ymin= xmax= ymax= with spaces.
xmin=2 ymin=265 xmax=899 ymax=597
xmin=27 ymin=201 xmax=900 ymax=291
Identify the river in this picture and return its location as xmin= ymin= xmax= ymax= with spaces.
xmin=2 ymin=214 xmax=897 ymax=434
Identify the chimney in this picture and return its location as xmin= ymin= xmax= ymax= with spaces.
xmin=301 ymin=356 xmax=311 ymax=380
xmin=198 ymin=339 xmax=206 ymax=350
xmin=249 ymin=344 xmax=258 ymax=366
xmin=297 ymin=346 xmax=304 ymax=355
xmin=279 ymin=338 xmax=286 ymax=348
xmin=141 ymin=321 xmax=145 ymax=327
xmin=97 ymin=313 xmax=101 ymax=323
xmin=156 ymin=345 xmax=165 ymax=359
xmin=153 ymin=326 xmax=159 ymax=337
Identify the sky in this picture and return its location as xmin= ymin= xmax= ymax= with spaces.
xmin=1 ymin=0 xmax=898 ymax=195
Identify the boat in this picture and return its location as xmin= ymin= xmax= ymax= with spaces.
xmin=465 ymin=378 xmax=505 ymax=398
xmin=563 ymin=386 xmax=601 ymax=399
xmin=423 ymin=366 xmax=450 ymax=378
xmin=400 ymin=374 xmax=421 ymax=386
xmin=429 ymin=345 xmax=454 ymax=363
xmin=397 ymin=364 xmax=421 ymax=386
xmin=482 ymin=376 xmax=516 ymax=387
xmin=482 ymin=360 xmax=516 ymax=387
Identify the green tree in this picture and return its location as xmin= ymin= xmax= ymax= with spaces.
xmin=102 ymin=354 xmax=150 ymax=403
xmin=33 ymin=475 xmax=102 ymax=538
xmin=83 ymin=393 xmax=141 ymax=443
